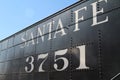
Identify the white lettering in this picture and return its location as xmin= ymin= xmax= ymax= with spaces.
xmin=76 ymin=45 xmax=89 ymax=69
xmin=54 ymin=19 xmax=66 ymax=38
xmin=26 ymin=33 xmax=35 ymax=46
xmin=38 ymin=53 xmax=48 ymax=72
xmin=25 ymin=56 xmax=34 ymax=73
xmin=47 ymin=21 xmax=54 ymax=40
xmin=37 ymin=25 xmax=45 ymax=42
xmin=91 ymin=0 xmax=108 ymax=26
xmin=54 ymin=49 xmax=69 ymax=71
xmin=74 ymin=7 xmax=87 ymax=32
xmin=21 ymin=35 xmax=26 ymax=48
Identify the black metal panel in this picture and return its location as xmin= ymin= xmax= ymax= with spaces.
xmin=51 ymin=28 xmax=70 ymax=51
xmin=12 ymin=74 xmax=19 ymax=80
xmin=52 ymin=10 xmax=71 ymax=31
xmin=0 ymin=50 xmax=7 ymax=62
xmin=0 ymin=63 xmax=5 ymax=74
xmin=7 ymin=47 xmax=15 ymax=60
xmin=96 ymin=8 xmax=120 ymax=80
xmin=69 ymin=18 xmax=98 ymax=46
xmin=4 ymin=62 xmax=9 ymax=74
xmin=36 ymin=34 xmax=51 ymax=54
xmin=14 ymin=31 xmax=26 ymax=45
xmin=72 ymin=70 xmax=99 ymax=80
xmin=7 ymin=37 xmax=14 ymax=48
xmin=99 ymin=0 xmax=120 ymax=14
xmin=24 ymin=39 xmax=36 ymax=57
xmin=0 ymin=63 xmax=2 ymax=74
xmin=37 ymin=19 xmax=52 ymax=37
xmin=12 ymin=59 xmax=21 ymax=74
xmin=0 ymin=0 xmax=120 ymax=80
xmin=26 ymin=26 xmax=37 ymax=41
xmin=5 ymin=74 xmax=12 ymax=80
xmin=19 ymin=58 xmax=26 ymax=73
xmin=1 ymin=40 xmax=8 ymax=50
xmin=0 ymin=43 xmax=1 ymax=51
xmin=34 ymin=72 xmax=49 ymax=80
xmin=0 ymin=75 xmax=5 ymax=80
xmin=19 ymin=74 xmax=33 ymax=80
xmin=0 ymin=63 xmax=1 ymax=74
xmin=14 ymin=43 xmax=24 ymax=59
xmin=50 ymin=71 xmax=69 ymax=80
xmin=4 ymin=61 xmax=12 ymax=74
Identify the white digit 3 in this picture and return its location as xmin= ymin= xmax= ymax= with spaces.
xmin=25 ymin=56 xmax=34 ymax=73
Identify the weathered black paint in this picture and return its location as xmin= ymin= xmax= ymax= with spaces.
xmin=0 ymin=0 xmax=120 ymax=80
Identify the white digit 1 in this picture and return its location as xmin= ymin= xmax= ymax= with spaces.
xmin=54 ymin=49 xmax=69 ymax=71
xmin=37 ymin=53 xmax=48 ymax=72
xmin=25 ymin=56 xmax=34 ymax=73
xmin=76 ymin=45 xmax=89 ymax=69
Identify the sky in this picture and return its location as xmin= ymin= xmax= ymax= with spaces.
xmin=0 ymin=0 xmax=78 ymax=40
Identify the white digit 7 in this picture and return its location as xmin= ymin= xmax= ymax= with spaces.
xmin=54 ymin=49 xmax=69 ymax=71
xmin=25 ymin=56 xmax=34 ymax=73
xmin=37 ymin=53 xmax=48 ymax=72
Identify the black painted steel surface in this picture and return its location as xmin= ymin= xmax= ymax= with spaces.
xmin=0 ymin=0 xmax=120 ymax=80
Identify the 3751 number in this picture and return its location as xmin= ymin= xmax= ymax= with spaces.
xmin=25 ymin=45 xmax=89 ymax=73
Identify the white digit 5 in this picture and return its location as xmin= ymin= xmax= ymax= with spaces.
xmin=54 ymin=49 xmax=69 ymax=71
xmin=38 ymin=53 xmax=48 ymax=72
xmin=25 ymin=56 xmax=34 ymax=73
